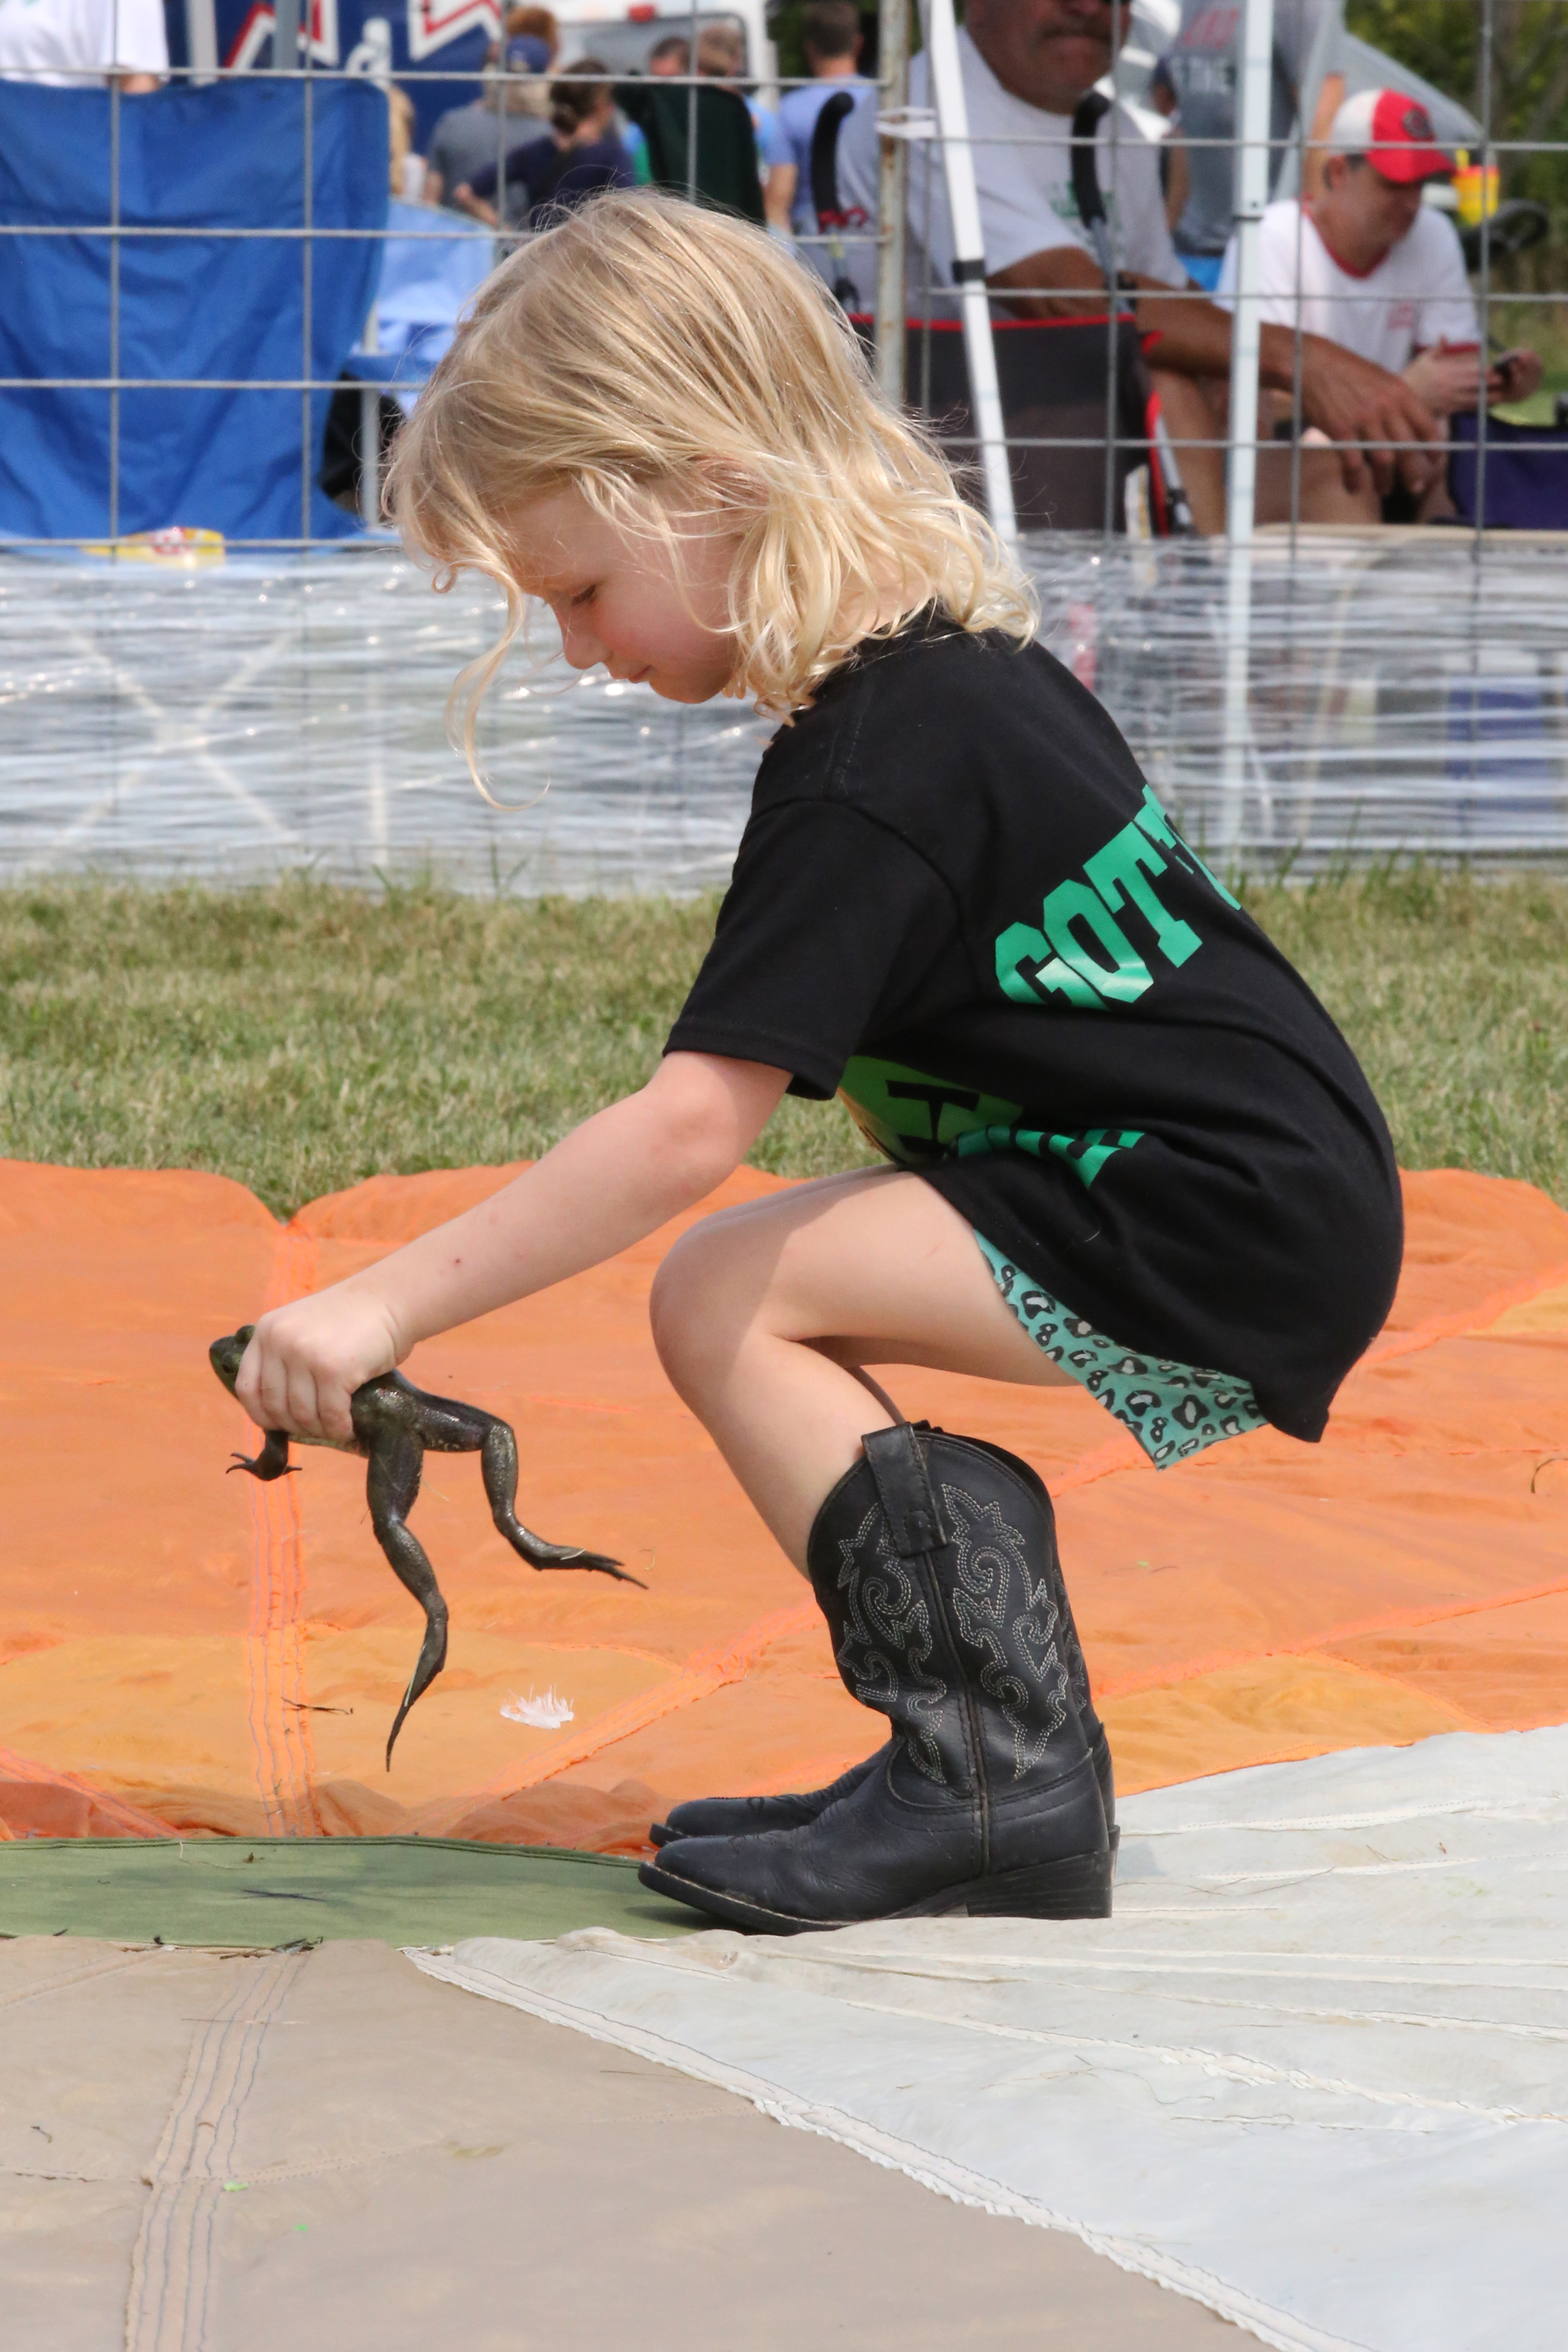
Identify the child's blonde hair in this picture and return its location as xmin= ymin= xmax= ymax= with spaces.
xmin=388 ymin=191 xmax=1038 ymax=752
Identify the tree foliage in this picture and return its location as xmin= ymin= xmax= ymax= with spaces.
xmin=1347 ymin=0 xmax=1568 ymax=215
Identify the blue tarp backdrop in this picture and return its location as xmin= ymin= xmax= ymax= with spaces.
xmin=0 ymin=80 xmax=388 ymax=543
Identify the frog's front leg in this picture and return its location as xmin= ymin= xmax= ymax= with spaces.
xmin=228 ymin=1430 xmax=298 ymax=1482
xmin=366 ymin=1423 xmax=449 ymax=1769
xmin=479 ymin=1418 xmax=645 ymax=1587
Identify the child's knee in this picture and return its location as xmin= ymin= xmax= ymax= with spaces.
xmin=649 ymin=1222 xmax=743 ymax=1391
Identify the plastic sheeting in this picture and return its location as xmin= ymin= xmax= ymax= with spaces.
xmin=2 ymin=531 xmax=1565 ymax=889
xmin=0 ymin=552 xmax=764 ymax=894
xmin=415 ymin=1722 xmax=1568 ymax=2352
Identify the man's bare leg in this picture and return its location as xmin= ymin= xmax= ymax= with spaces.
xmin=1149 ymin=369 xmax=1228 ymax=534
xmin=1255 ymin=428 xmax=1382 ymax=526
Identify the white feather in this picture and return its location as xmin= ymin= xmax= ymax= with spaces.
xmin=500 ymin=1688 xmax=574 ymax=1730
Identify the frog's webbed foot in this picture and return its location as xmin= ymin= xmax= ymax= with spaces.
xmin=227 ymin=1431 xmax=297 ymax=1482
xmin=366 ymin=1427 xmax=449 ymax=1769
xmin=479 ymin=1420 xmax=646 ymax=1588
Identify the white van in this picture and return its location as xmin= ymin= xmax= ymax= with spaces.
xmin=550 ymin=2 xmax=777 ymax=99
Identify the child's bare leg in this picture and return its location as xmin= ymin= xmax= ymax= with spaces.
xmin=649 ymin=1167 xmax=1070 ymax=1570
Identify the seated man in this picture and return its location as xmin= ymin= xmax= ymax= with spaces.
xmin=1218 ymin=89 xmax=1543 ymax=523
xmin=840 ymin=0 xmax=1444 ymax=533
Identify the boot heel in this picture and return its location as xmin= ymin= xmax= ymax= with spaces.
xmin=972 ymin=1847 xmax=1114 ymax=1921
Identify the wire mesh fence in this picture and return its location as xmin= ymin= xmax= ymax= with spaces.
xmin=1 ymin=0 xmax=1565 ymax=875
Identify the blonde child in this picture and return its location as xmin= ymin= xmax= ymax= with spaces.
xmin=236 ymin=193 xmax=1403 ymax=1934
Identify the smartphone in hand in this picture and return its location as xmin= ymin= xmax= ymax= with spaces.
xmin=1488 ymin=349 xmax=1537 ymax=401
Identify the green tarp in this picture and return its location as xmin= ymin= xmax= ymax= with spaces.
xmin=0 ymin=1836 xmax=699 ymax=1947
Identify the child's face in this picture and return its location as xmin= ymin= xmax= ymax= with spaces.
xmin=512 ymin=486 xmax=739 ymax=705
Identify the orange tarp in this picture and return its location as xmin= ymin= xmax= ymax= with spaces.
xmin=3 ymin=1157 xmax=1566 ymax=1849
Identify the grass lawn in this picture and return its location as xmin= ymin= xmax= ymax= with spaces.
xmin=1 ymin=872 xmax=1565 ymax=1218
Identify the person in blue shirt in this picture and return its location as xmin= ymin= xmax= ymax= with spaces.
xmin=779 ymin=0 xmax=870 ymax=234
xmin=457 ymin=61 xmax=633 ymax=231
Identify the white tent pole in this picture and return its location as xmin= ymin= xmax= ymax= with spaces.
xmin=1220 ymin=0 xmax=1275 ymax=851
xmin=875 ymin=0 xmax=910 ymax=406
xmin=921 ymin=0 xmax=1017 ymax=542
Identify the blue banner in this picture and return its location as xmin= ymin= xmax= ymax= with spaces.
xmin=0 ymin=78 xmax=388 ymax=544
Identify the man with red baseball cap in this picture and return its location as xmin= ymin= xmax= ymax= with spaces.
xmin=1218 ymin=86 xmax=1541 ymax=519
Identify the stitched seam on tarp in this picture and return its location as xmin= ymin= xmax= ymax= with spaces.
xmin=124 ymin=1946 xmax=304 ymax=2352
xmin=1094 ymin=1573 xmax=1568 ymax=1704
xmin=1367 ymin=1258 xmax=1568 ymax=1364
xmin=243 ymin=1223 xmax=323 ymax=1839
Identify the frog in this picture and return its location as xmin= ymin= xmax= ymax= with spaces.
xmin=209 ymin=1327 xmax=643 ymax=1768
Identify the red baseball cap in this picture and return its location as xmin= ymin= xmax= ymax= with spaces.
xmin=1328 ymin=88 xmax=1456 ymax=185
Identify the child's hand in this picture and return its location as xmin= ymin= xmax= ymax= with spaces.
xmin=235 ymin=1287 xmax=403 ymax=1447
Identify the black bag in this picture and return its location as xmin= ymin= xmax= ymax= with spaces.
xmin=1448 ymin=411 xmax=1568 ymax=531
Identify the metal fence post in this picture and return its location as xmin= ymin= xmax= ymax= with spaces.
xmin=1220 ymin=0 xmax=1276 ymax=851
xmin=108 ymin=76 xmax=122 ymax=545
xmin=1474 ymin=0 xmax=1494 ymax=548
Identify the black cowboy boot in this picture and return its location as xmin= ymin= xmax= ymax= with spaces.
xmin=648 ymin=1744 xmax=895 ymax=1846
xmin=639 ymin=1424 xmax=1111 ymax=1934
xmin=649 ymin=1427 xmax=1116 ymax=1857
xmin=965 ymin=1433 xmax=1117 ymax=1846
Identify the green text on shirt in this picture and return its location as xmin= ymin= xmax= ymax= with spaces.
xmin=994 ymin=786 xmax=1240 ymax=1012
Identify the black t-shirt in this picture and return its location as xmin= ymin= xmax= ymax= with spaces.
xmin=665 ymin=619 xmax=1403 ymax=1442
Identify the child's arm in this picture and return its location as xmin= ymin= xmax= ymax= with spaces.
xmin=235 ymin=1053 xmax=790 ymax=1445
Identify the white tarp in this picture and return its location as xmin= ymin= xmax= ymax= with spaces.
xmin=414 ymin=1725 xmax=1568 ymax=2352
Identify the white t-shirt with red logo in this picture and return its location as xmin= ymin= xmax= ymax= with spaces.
xmin=833 ymin=26 xmax=1181 ymax=309
xmin=1216 ymin=198 xmax=1477 ymax=370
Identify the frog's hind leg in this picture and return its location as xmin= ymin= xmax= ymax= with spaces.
xmin=479 ymin=1418 xmax=644 ymax=1587
xmin=367 ymin=1427 xmax=449 ymax=1769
